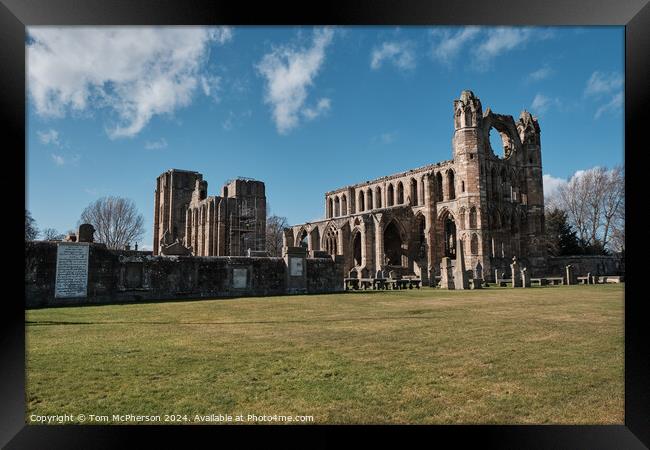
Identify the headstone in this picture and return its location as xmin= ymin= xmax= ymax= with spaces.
xmin=440 ymin=257 xmax=455 ymax=289
xmin=284 ymin=246 xmax=307 ymax=294
xmin=565 ymin=264 xmax=576 ymax=285
xmin=521 ymin=267 xmax=531 ymax=288
xmin=587 ymin=272 xmax=592 ymax=284
xmin=471 ymin=278 xmax=482 ymax=289
xmin=510 ymin=256 xmax=522 ymax=287
xmin=77 ymin=223 xmax=95 ymax=243
xmin=134 ymin=243 xmax=138 ymax=251
xmin=475 ymin=261 xmax=483 ymax=280
xmin=454 ymin=237 xmax=470 ymax=289
xmin=54 ymin=242 xmax=89 ymax=298
xmin=494 ymin=268 xmax=500 ymax=283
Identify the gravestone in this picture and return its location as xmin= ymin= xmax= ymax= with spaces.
xmin=565 ymin=264 xmax=576 ymax=285
xmin=475 ymin=261 xmax=483 ymax=280
xmin=440 ymin=257 xmax=455 ymax=289
xmin=54 ymin=242 xmax=89 ymax=298
xmin=510 ymin=256 xmax=522 ymax=287
xmin=284 ymin=246 xmax=307 ymax=294
xmin=77 ymin=223 xmax=95 ymax=243
xmin=521 ymin=267 xmax=531 ymax=288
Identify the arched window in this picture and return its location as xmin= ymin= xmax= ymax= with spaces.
xmin=367 ymin=189 xmax=373 ymax=210
xmin=471 ymin=234 xmax=479 ymax=255
xmin=387 ymin=184 xmax=394 ymax=206
xmin=341 ymin=194 xmax=347 ymax=216
xmin=436 ymin=172 xmax=443 ymax=202
xmin=397 ymin=182 xmax=404 ymax=204
xmin=328 ymin=198 xmax=333 ymax=218
xmin=410 ymin=178 xmax=418 ymax=205
xmin=447 ymin=170 xmax=456 ymax=200
xmin=420 ymin=177 xmax=426 ymax=205
xmin=375 ymin=186 xmax=382 ymax=208
xmin=469 ymin=207 xmax=477 ymax=229
xmin=358 ymin=190 xmax=365 ymax=212
xmin=459 ymin=208 xmax=466 ymax=230
xmin=334 ymin=197 xmax=340 ymax=217
xmin=325 ymin=226 xmax=338 ymax=255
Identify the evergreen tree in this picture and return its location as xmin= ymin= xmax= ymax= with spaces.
xmin=25 ymin=209 xmax=39 ymax=241
xmin=544 ymin=208 xmax=582 ymax=256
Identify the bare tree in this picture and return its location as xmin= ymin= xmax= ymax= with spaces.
xmin=25 ymin=209 xmax=39 ymax=241
xmin=266 ymin=215 xmax=288 ymax=257
xmin=553 ymin=166 xmax=624 ymax=253
xmin=80 ymin=196 xmax=144 ymax=249
xmin=41 ymin=228 xmax=65 ymax=241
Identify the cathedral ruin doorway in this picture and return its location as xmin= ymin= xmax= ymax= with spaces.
xmin=383 ymin=221 xmax=404 ymax=267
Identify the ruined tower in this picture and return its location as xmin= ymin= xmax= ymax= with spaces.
xmin=153 ymin=169 xmax=203 ymax=256
xmin=153 ymin=169 xmax=267 ymax=257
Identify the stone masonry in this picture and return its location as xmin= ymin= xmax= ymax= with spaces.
xmin=285 ymin=90 xmax=546 ymax=284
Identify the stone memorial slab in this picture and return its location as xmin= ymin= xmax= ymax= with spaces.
xmin=290 ymin=257 xmax=304 ymax=276
xmin=233 ymin=268 xmax=248 ymax=288
xmin=55 ymin=243 xmax=89 ymax=298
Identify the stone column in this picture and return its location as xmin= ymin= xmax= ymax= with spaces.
xmin=374 ymin=215 xmax=384 ymax=275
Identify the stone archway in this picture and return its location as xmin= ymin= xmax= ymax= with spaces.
xmin=383 ymin=220 xmax=407 ymax=267
xmin=352 ymin=231 xmax=362 ymax=267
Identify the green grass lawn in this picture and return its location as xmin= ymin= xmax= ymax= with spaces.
xmin=25 ymin=284 xmax=624 ymax=425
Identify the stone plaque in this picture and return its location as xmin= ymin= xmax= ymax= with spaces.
xmin=233 ymin=268 xmax=247 ymax=288
xmin=55 ymin=243 xmax=89 ymax=298
xmin=290 ymin=257 xmax=303 ymax=276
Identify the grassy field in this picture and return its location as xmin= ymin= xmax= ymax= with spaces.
xmin=25 ymin=284 xmax=624 ymax=425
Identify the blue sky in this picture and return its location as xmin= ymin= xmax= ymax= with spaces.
xmin=26 ymin=26 xmax=624 ymax=249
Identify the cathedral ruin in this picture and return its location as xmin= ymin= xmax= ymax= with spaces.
xmin=284 ymin=90 xmax=546 ymax=283
xmin=153 ymin=169 xmax=266 ymax=256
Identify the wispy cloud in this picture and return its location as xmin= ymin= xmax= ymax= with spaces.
xmin=430 ymin=27 xmax=552 ymax=70
xmin=51 ymin=153 xmax=80 ymax=167
xmin=37 ymin=128 xmax=61 ymax=147
xmin=222 ymin=109 xmax=252 ymax=131
xmin=530 ymin=93 xmax=562 ymax=115
xmin=144 ymin=138 xmax=168 ymax=150
xmin=370 ymin=41 xmax=416 ymax=71
xmin=27 ymin=27 xmax=233 ymax=139
xmin=430 ymin=27 xmax=481 ymax=65
xmin=526 ymin=64 xmax=554 ymax=83
xmin=372 ymin=132 xmax=397 ymax=145
xmin=256 ymin=27 xmax=335 ymax=134
xmin=584 ymin=71 xmax=623 ymax=119
xmin=474 ymin=27 xmax=554 ymax=70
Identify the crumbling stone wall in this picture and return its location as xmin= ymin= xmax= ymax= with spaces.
xmin=25 ymin=241 xmax=341 ymax=308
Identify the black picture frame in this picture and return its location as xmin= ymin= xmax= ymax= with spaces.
xmin=4 ymin=0 xmax=648 ymax=447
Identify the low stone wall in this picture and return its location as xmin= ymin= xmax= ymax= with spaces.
xmin=542 ymin=255 xmax=624 ymax=278
xmin=25 ymin=242 xmax=344 ymax=308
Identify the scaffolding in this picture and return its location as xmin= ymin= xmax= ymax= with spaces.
xmin=228 ymin=195 xmax=264 ymax=256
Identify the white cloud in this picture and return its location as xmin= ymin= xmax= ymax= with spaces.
xmin=430 ymin=27 xmax=480 ymax=65
xmin=222 ymin=109 xmax=252 ymax=131
xmin=543 ymin=174 xmax=567 ymax=199
xmin=370 ymin=41 xmax=416 ymax=71
xmin=144 ymin=138 xmax=168 ymax=150
xmin=530 ymin=93 xmax=563 ymax=115
xmin=584 ymin=71 xmax=623 ymax=119
xmin=37 ymin=128 xmax=61 ymax=146
xmin=526 ymin=65 xmax=554 ymax=83
xmin=256 ymin=27 xmax=334 ymax=134
xmin=27 ymin=26 xmax=233 ymax=139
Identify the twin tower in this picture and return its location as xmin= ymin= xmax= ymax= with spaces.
xmin=152 ymin=170 xmax=266 ymax=256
